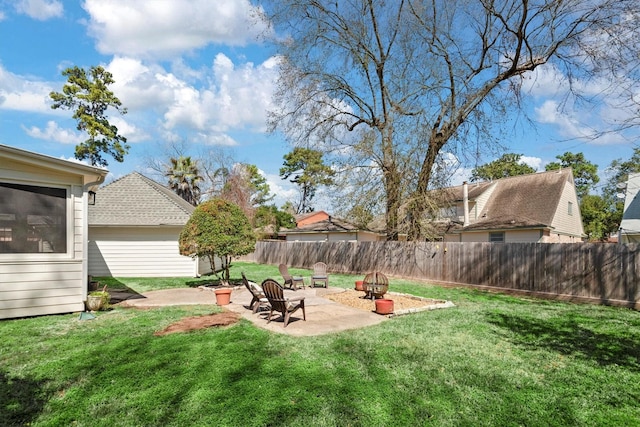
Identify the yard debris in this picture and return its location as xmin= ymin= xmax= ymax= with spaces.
xmin=154 ymin=311 xmax=240 ymax=335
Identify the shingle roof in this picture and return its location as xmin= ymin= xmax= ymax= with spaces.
xmin=88 ymin=172 xmax=195 ymax=226
xmin=282 ymin=217 xmax=364 ymax=233
xmin=463 ymin=168 xmax=573 ymax=231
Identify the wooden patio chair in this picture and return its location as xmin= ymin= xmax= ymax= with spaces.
xmin=278 ymin=264 xmax=305 ymax=290
xmin=242 ymin=272 xmax=269 ymax=313
xmin=311 ymin=262 xmax=329 ymax=288
xmin=362 ymin=272 xmax=389 ymax=299
xmin=261 ymin=279 xmax=306 ymax=327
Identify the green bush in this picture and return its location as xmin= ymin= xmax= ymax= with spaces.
xmin=179 ymin=198 xmax=256 ymax=280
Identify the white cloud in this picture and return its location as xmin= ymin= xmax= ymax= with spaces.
xmin=263 ymin=170 xmax=299 ymax=209
xmin=0 ymin=65 xmax=53 ymax=113
xmin=83 ymin=0 xmax=269 ymax=58
xmin=105 ymin=54 xmax=278 ymax=141
xmin=109 ymin=116 xmax=149 ymax=143
xmin=520 ymin=156 xmax=543 ymax=171
xmin=534 ymin=100 xmax=626 ymax=145
xmin=15 ymin=0 xmax=63 ymax=20
xmin=23 ymin=121 xmax=83 ymax=144
xmin=521 ymin=64 xmax=566 ymax=98
xmin=198 ymin=133 xmax=238 ymax=146
xmin=0 ymin=10 xmax=5 ymax=21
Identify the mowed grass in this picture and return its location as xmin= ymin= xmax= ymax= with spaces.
xmin=1 ymin=262 xmax=639 ymax=426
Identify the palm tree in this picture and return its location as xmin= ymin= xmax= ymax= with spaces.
xmin=165 ymin=156 xmax=203 ymax=206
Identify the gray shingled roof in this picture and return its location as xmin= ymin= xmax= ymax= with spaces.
xmin=88 ymin=172 xmax=195 ymax=226
xmin=463 ymin=168 xmax=573 ymax=231
xmin=282 ymin=217 xmax=364 ymax=233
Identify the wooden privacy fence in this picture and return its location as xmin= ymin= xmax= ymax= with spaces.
xmin=252 ymin=241 xmax=640 ymax=308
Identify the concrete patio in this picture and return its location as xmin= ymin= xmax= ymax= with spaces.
xmin=114 ymin=285 xmax=389 ymax=337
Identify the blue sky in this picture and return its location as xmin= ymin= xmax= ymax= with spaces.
xmin=0 ymin=0 xmax=637 ymax=210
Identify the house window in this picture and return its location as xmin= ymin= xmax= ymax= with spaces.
xmin=0 ymin=183 xmax=67 ymax=253
xmin=489 ymin=232 xmax=505 ymax=243
xmin=568 ymin=201 xmax=573 ymax=216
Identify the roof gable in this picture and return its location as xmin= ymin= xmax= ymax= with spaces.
xmin=284 ymin=217 xmax=368 ymax=233
xmin=89 ymin=172 xmax=195 ymax=226
xmin=466 ymin=168 xmax=574 ymax=230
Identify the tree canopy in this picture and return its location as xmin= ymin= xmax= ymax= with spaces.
xmin=545 ymin=152 xmax=599 ymax=200
xmin=49 ymin=65 xmax=128 ymax=167
xmin=280 ymin=147 xmax=334 ymax=214
xmin=166 ymin=156 xmax=203 ymax=206
xmin=179 ymin=198 xmax=256 ymax=280
xmin=266 ymin=0 xmax=639 ymax=240
xmin=471 ymin=154 xmax=536 ymax=182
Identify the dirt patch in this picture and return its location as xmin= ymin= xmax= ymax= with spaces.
xmin=325 ymin=289 xmax=445 ymax=312
xmin=154 ymin=311 xmax=240 ymax=336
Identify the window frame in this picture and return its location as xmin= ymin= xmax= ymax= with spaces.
xmin=0 ymin=180 xmax=72 ymax=260
xmin=489 ymin=232 xmax=505 ymax=243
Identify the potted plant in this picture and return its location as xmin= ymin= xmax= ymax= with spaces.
xmin=86 ymin=285 xmax=110 ymax=311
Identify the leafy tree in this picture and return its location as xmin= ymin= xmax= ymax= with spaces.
xmin=266 ymin=0 xmax=637 ymax=240
xmin=179 ymin=198 xmax=256 ymax=281
xmin=254 ymin=204 xmax=296 ymax=238
xmin=280 ymin=147 xmax=335 ymax=214
xmin=166 ymin=156 xmax=203 ymax=206
xmin=219 ymin=163 xmax=273 ymax=220
xmin=545 ymin=152 xmax=599 ymax=200
xmin=49 ymin=65 xmax=128 ymax=167
xmin=471 ymin=154 xmax=536 ymax=181
xmin=580 ymin=194 xmax=617 ymax=241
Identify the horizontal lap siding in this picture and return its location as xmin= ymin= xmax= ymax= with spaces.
xmin=253 ymin=241 xmax=640 ymax=308
xmin=0 ymin=261 xmax=84 ymax=319
xmin=89 ymin=227 xmax=196 ymax=277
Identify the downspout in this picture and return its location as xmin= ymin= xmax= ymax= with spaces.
xmin=463 ymin=181 xmax=470 ymax=227
xmin=82 ymin=174 xmax=107 ymax=300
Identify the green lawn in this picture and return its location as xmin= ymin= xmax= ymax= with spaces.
xmin=2 ymin=262 xmax=639 ymax=426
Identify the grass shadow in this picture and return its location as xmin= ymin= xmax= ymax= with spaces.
xmin=487 ymin=312 xmax=640 ymax=371
xmin=0 ymin=371 xmax=52 ymax=426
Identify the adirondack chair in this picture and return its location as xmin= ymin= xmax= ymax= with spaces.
xmin=311 ymin=262 xmax=329 ymax=288
xmin=278 ymin=264 xmax=305 ymax=290
xmin=261 ymin=279 xmax=306 ymax=327
xmin=242 ymin=272 xmax=269 ymax=313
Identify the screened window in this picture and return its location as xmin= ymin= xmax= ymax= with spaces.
xmin=0 ymin=183 xmax=67 ymax=253
xmin=489 ymin=232 xmax=505 ymax=243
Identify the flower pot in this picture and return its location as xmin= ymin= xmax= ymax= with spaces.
xmin=354 ymin=280 xmax=364 ymax=291
xmin=375 ymin=299 xmax=394 ymax=315
xmin=214 ymin=288 xmax=232 ymax=305
xmin=86 ymin=295 xmax=104 ymax=311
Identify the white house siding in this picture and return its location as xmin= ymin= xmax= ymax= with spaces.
xmin=356 ymin=232 xmax=383 ymax=242
xmin=0 ymin=261 xmax=84 ymax=319
xmin=550 ymin=181 xmax=584 ymax=238
xmin=505 ymin=229 xmax=542 ymax=243
xmin=0 ymin=155 xmax=97 ymax=320
xmin=285 ymin=233 xmax=328 ymax=242
xmin=620 ymin=173 xmax=640 ymax=243
xmin=89 ymin=226 xmax=198 ymax=277
xmin=328 ymin=232 xmax=357 ymax=242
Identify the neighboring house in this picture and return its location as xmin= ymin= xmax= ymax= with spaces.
xmin=0 ymin=144 xmax=107 ymax=320
xmin=294 ymin=211 xmax=329 ymax=227
xmin=619 ymin=172 xmax=640 ymax=243
xmin=88 ymin=172 xmax=213 ymax=277
xmin=434 ymin=168 xmax=584 ymax=243
xmin=281 ymin=216 xmax=385 ymax=242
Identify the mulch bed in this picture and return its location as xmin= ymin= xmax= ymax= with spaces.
xmin=154 ymin=311 xmax=240 ymax=336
